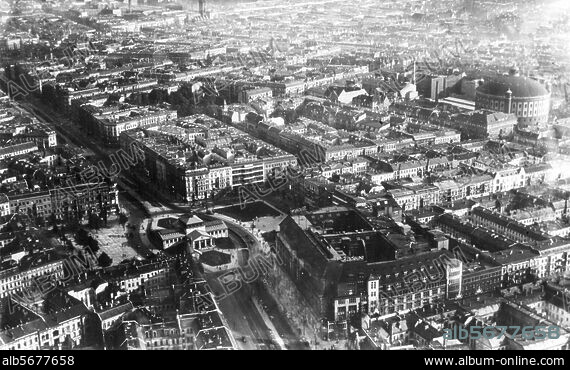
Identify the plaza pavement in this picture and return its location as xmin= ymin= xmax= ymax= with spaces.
xmin=90 ymin=219 xmax=138 ymax=265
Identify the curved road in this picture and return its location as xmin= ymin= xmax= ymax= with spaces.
xmin=20 ymin=95 xmax=305 ymax=350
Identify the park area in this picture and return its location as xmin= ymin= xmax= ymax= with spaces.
xmin=215 ymin=236 xmax=237 ymax=250
xmin=73 ymin=213 xmax=139 ymax=266
xmin=216 ymin=201 xmax=281 ymax=222
xmin=90 ymin=226 xmax=138 ymax=265
xmin=200 ymin=250 xmax=232 ymax=267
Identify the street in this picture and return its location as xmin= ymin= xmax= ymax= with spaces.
xmin=18 ymin=97 xmax=307 ymax=350
xmin=118 ymin=191 xmax=155 ymax=259
xmin=205 ymin=271 xmax=274 ymax=350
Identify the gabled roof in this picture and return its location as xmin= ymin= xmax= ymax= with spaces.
xmin=156 ymin=229 xmax=185 ymax=241
xmin=179 ymin=213 xmax=204 ymax=227
xmin=204 ymin=220 xmax=227 ymax=229
xmin=189 ymin=230 xmax=211 ymax=242
xmin=97 ymin=302 xmax=134 ymax=321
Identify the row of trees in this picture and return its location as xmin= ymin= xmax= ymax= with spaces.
xmin=125 ymin=82 xmax=224 ymax=117
xmin=75 ymin=228 xmax=100 ymax=253
xmin=4 ymin=62 xmax=232 ymax=121
xmin=74 ymin=228 xmax=112 ymax=267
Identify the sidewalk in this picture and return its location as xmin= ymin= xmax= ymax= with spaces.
xmin=251 ymin=296 xmax=287 ymax=350
xmin=138 ymin=218 xmax=153 ymax=250
xmin=261 ymin=254 xmax=328 ymax=350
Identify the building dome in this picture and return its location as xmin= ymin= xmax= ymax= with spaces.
xmin=477 ymin=75 xmax=549 ymax=99
xmin=475 ymin=71 xmax=551 ymax=127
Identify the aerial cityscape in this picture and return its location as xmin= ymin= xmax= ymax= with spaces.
xmin=0 ymin=0 xmax=570 ymax=353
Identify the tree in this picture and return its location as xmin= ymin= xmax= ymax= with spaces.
xmin=100 ymin=208 xmax=108 ymax=227
xmin=140 ymin=93 xmax=150 ymax=106
xmin=98 ymin=252 xmax=112 ymax=268
xmin=127 ymin=92 xmax=142 ymax=105
xmin=75 ymin=228 xmax=90 ymax=246
xmin=88 ymin=213 xmax=102 ymax=229
xmin=118 ymin=212 xmax=128 ymax=229
xmin=36 ymin=216 xmax=45 ymax=228
xmin=87 ymin=236 xmax=100 ymax=254
xmin=41 ymin=83 xmax=56 ymax=105
xmin=104 ymin=93 xmax=121 ymax=106
xmin=355 ymin=182 xmax=369 ymax=195
xmin=149 ymin=88 xmax=168 ymax=105
xmin=48 ymin=213 xmax=57 ymax=228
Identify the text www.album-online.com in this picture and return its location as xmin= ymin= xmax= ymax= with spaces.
xmin=424 ymin=356 xmax=565 ymax=366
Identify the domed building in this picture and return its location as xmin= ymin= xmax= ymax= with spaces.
xmin=475 ymin=67 xmax=550 ymax=127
